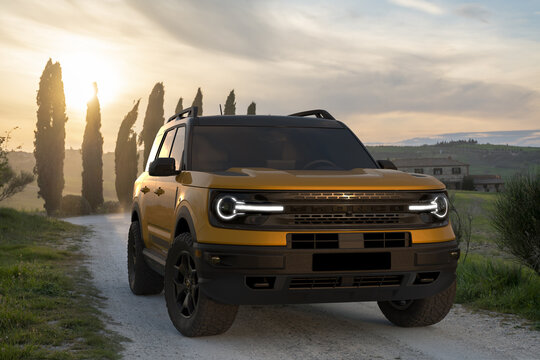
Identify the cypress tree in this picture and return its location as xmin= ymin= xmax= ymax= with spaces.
xmin=247 ymin=102 xmax=256 ymax=115
xmin=192 ymin=87 xmax=203 ymax=115
xmin=224 ymin=90 xmax=236 ymax=115
xmin=139 ymin=82 xmax=165 ymax=166
xmin=175 ymin=97 xmax=183 ymax=114
xmin=34 ymin=59 xmax=68 ymax=215
xmin=115 ymin=100 xmax=140 ymax=208
xmin=81 ymin=82 xmax=104 ymax=212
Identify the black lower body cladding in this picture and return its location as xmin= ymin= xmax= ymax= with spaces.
xmin=192 ymin=240 xmax=459 ymax=305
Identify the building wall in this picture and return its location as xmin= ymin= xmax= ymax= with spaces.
xmin=398 ymin=165 xmax=468 ymax=189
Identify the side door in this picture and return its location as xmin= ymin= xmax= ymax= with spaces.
xmin=145 ymin=128 xmax=177 ymax=251
xmin=151 ymin=126 xmax=186 ymax=250
xmin=138 ymin=130 xmax=164 ymax=247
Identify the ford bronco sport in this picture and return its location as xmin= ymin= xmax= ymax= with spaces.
xmin=128 ymin=107 xmax=459 ymax=337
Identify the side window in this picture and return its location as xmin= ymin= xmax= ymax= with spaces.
xmin=158 ymin=129 xmax=177 ymax=158
xmin=170 ymin=127 xmax=186 ymax=171
xmin=145 ymin=131 xmax=164 ymax=172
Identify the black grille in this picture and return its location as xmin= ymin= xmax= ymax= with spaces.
xmin=289 ymin=232 xmax=410 ymax=249
xmin=290 ymin=213 xmax=403 ymax=225
xmin=290 ymin=233 xmax=339 ymax=249
xmin=291 ymin=192 xmax=404 ymax=201
xmin=289 ymin=275 xmax=403 ymax=289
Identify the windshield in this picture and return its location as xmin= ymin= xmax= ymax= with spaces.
xmin=191 ymin=126 xmax=377 ymax=172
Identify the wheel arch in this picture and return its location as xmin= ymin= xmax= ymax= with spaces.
xmin=175 ymin=206 xmax=198 ymax=242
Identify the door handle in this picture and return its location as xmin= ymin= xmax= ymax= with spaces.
xmin=154 ymin=187 xmax=165 ymax=196
xmin=140 ymin=186 xmax=150 ymax=194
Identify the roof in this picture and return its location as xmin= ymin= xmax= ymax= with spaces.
xmin=469 ymin=174 xmax=505 ymax=185
xmin=190 ymin=115 xmax=344 ymax=128
xmin=393 ymin=158 xmax=469 ymax=167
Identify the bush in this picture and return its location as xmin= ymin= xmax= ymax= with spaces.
xmin=59 ymin=195 xmax=91 ymax=217
xmin=490 ymin=171 xmax=540 ymax=274
xmin=96 ymin=201 xmax=123 ymax=214
xmin=0 ymin=130 xmax=34 ymax=202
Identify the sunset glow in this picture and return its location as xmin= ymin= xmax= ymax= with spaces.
xmin=61 ymin=53 xmax=120 ymax=110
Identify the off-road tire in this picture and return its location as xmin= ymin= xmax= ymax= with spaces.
xmin=165 ymin=232 xmax=238 ymax=337
xmin=377 ymin=279 xmax=456 ymax=327
xmin=127 ymin=221 xmax=164 ymax=295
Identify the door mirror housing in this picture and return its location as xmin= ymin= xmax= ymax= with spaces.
xmin=377 ymin=160 xmax=397 ymax=170
xmin=149 ymin=157 xmax=178 ymax=176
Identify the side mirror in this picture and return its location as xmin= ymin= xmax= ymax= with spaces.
xmin=149 ymin=157 xmax=178 ymax=176
xmin=377 ymin=160 xmax=397 ymax=170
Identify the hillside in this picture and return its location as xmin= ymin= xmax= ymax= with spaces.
xmin=367 ymin=143 xmax=540 ymax=179
xmin=3 ymin=144 xmax=539 ymax=210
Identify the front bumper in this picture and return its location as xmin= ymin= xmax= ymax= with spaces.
xmin=193 ymin=240 xmax=459 ymax=305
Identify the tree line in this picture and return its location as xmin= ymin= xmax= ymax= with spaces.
xmin=34 ymin=58 xmax=257 ymax=215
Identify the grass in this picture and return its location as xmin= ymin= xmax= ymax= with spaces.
xmin=0 ymin=207 xmax=123 ymax=359
xmin=456 ymin=254 xmax=540 ymax=329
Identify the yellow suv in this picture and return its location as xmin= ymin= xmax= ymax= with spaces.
xmin=128 ymin=108 xmax=459 ymax=337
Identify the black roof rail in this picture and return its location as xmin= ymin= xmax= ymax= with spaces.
xmin=288 ymin=109 xmax=336 ymax=120
xmin=167 ymin=106 xmax=198 ymax=123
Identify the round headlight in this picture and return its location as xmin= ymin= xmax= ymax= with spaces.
xmin=216 ymin=196 xmax=238 ymax=220
xmin=432 ymin=194 xmax=448 ymax=219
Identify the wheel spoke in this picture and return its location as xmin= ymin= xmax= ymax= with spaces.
xmin=186 ymin=293 xmax=195 ymax=314
xmin=173 ymin=279 xmax=186 ymax=300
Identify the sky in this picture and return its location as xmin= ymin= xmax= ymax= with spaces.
xmin=1 ymin=0 xmax=539 ymax=152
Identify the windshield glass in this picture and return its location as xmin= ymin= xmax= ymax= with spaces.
xmin=191 ymin=126 xmax=377 ymax=172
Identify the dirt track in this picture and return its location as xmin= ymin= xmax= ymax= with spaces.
xmin=66 ymin=214 xmax=539 ymax=360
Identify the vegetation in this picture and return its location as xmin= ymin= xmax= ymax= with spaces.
xmin=192 ymin=87 xmax=203 ymax=116
xmin=34 ymin=59 xmax=68 ymax=215
xmin=0 ymin=208 xmax=122 ymax=358
xmin=224 ymin=90 xmax=236 ymax=115
xmin=456 ymin=254 xmax=540 ymax=329
xmin=81 ymin=83 xmax=104 ymax=212
xmin=247 ymin=101 xmax=256 ymax=115
xmin=115 ymin=100 xmax=140 ymax=208
xmin=491 ymin=171 xmax=540 ymax=274
xmin=59 ymin=194 xmax=91 ymax=217
xmin=175 ymin=97 xmax=183 ymax=114
xmin=0 ymin=131 xmax=33 ymax=202
xmin=139 ymin=82 xmax=165 ymax=166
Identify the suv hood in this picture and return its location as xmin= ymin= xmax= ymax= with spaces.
xmin=180 ymin=168 xmax=445 ymax=191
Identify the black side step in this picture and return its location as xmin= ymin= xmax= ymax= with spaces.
xmin=142 ymin=248 xmax=166 ymax=276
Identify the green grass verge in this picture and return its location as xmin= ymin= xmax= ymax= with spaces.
xmin=0 ymin=207 xmax=123 ymax=359
xmin=456 ymin=253 xmax=540 ymax=329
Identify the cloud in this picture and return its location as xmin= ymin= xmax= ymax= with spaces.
xmin=456 ymin=4 xmax=491 ymax=22
xmin=388 ymin=0 xmax=444 ymax=15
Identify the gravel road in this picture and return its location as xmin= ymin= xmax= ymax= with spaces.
xmin=66 ymin=214 xmax=539 ymax=360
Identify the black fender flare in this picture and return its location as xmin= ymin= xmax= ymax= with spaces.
xmin=175 ymin=206 xmax=198 ymax=243
xmin=131 ymin=202 xmax=142 ymax=223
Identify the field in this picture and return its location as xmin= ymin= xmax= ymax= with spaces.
xmin=449 ymin=190 xmax=540 ymax=328
xmin=0 ymin=208 xmax=123 ymax=359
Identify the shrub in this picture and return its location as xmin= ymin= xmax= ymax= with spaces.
xmin=490 ymin=171 xmax=540 ymax=274
xmin=59 ymin=195 xmax=91 ymax=217
xmin=96 ymin=201 xmax=123 ymax=214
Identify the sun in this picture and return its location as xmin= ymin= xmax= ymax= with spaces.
xmin=61 ymin=53 xmax=121 ymax=110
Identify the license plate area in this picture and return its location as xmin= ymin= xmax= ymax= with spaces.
xmin=312 ymin=252 xmax=391 ymax=271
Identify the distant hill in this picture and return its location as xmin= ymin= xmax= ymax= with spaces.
xmin=368 ymin=143 xmax=540 ymax=179
xmin=366 ymin=130 xmax=540 ymax=147
xmin=3 ymin=144 xmax=539 ymax=210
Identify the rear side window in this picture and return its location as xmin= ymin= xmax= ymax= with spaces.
xmin=169 ymin=127 xmax=186 ymax=171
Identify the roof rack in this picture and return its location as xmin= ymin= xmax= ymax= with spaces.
xmin=288 ymin=109 xmax=336 ymax=120
xmin=167 ymin=106 xmax=198 ymax=123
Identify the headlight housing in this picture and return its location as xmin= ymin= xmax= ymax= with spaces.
xmin=408 ymin=193 xmax=449 ymax=220
xmin=213 ymin=194 xmax=284 ymax=221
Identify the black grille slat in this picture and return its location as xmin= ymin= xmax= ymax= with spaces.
xmin=289 ymin=275 xmax=403 ymax=289
xmin=290 ymin=232 xmax=410 ymax=249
